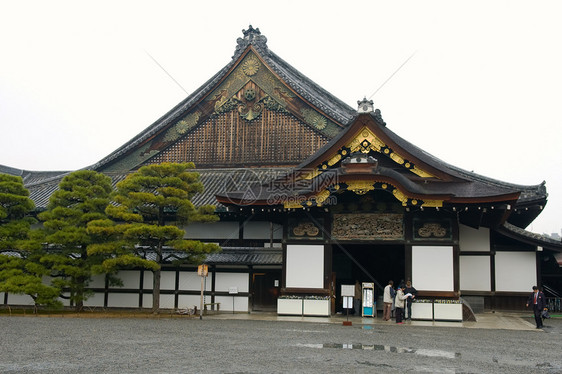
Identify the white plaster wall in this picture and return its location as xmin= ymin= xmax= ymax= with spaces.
xmin=116 ymin=270 xmax=140 ymax=289
xmin=182 ymin=222 xmax=239 ymax=240
xmin=243 ymin=221 xmax=283 ymax=239
xmin=215 ymin=295 xmax=249 ymax=312
xmin=83 ymin=292 xmax=105 ymax=307
xmin=142 ymin=294 xmax=152 ymax=309
xmin=178 ymin=295 xmax=201 ymax=309
xmin=495 ymin=251 xmax=536 ymax=292
xmin=459 ymin=225 xmax=490 ymax=252
xmin=412 ymin=246 xmax=454 ymax=291
xmin=460 ymin=255 xmax=491 ymax=291
xmin=140 ymin=294 xmax=176 ymax=309
xmin=286 ymin=245 xmax=324 ymax=289
xmin=143 ymin=271 xmax=153 ymax=289
xmin=215 ymin=272 xmax=249 ymax=293
xmin=159 ymin=294 xmax=175 ymax=309
xmin=107 ymin=293 xmax=138 ymax=308
xmin=179 ymin=271 xmax=210 ymax=291
xmin=5 ymin=293 xmax=34 ymax=305
xmin=160 ymin=271 xmax=176 ymax=290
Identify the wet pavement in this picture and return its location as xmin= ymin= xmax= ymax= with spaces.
xmin=206 ymin=310 xmax=543 ymax=331
xmin=0 ymin=313 xmax=560 ymax=373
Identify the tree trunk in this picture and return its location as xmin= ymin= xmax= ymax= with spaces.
xmin=153 ymin=246 xmax=163 ymax=314
xmin=152 ymin=268 xmax=161 ymax=314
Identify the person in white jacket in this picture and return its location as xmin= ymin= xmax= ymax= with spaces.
xmin=395 ymin=284 xmax=413 ymax=324
xmin=382 ymin=280 xmax=395 ymax=321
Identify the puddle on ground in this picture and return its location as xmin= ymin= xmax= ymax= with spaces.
xmin=296 ymin=343 xmax=461 ymax=359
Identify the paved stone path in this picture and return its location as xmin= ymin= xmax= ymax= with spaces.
xmin=0 ymin=315 xmax=560 ymax=373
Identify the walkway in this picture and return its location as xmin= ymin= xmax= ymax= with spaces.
xmin=206 ymin=311 xmax=539 ymax=331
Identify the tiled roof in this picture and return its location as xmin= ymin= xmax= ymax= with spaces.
xmin=22 ymin=167 xmax=289 ymax=210
xmin=204 ymin=247 xmax=282 ymax=265
xmin=146 ymin=247 xmax=282 ymax=265
xmin=498 ymin=222 xmax=562 ymax=251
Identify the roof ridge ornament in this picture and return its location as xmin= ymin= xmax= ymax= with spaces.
xmin=357 ymin=97 xmax=386 ymax=126
xmin=234 ymin=25 xmax=268 ymax=57
xmin=357 ymin=97 xmax=374 ymax=113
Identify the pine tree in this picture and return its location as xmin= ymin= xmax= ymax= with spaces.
xmin=89 ymin=162 xmax=220 ymax=313
xmin=38 ymin=170 xmax=113 ymax=311
xmin=0 ymin=174 xmax=61 ymax=311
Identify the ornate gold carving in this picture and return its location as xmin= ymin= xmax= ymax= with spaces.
xmin=292 ymin=222 xmax=320 ymax=237
xmin=302 ymin=169 xmax=322 ymax=180
xmin=262 ymin=96 xmax=288 ymax=113
xmin=238 ymin=97 xmax=263 ymax=121
xmin=301 ymin=108 xmax=327 ymax=130
xmin=242 ymin=55 xmax=260 ymax=76
xmin=346 ymin=180 xmax=375 ymax=195
xmin=164 ymin=112 xmax=201 ymax=141
xmin=332 ymin=213 xmax=404 ymax=240
xmin=421 ymin=199 xmax=443 ymax=208
xmin=418 ymin=223 xmax=447 ymax=238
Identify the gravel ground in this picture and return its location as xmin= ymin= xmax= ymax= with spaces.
xmin=0 ymin=316 xmax=561 ymax=374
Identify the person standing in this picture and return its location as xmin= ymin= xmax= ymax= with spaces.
xmin=382 ymin=280 xmax=394 ymax=321
xmin=404 ymin=280 xmax=417 ymax=320
xmin=526 ymin=286 xmax=547 ymax=329
xmin=354 ymin=280 xmax=362 ymax=316
xmin=395 ymin=284 xmax=412 ymax=324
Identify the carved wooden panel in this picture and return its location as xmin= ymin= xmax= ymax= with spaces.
xmin=332 ymin=213 xmax=404 ymax=240
xmin=146 ymin=109 xmax=328 ymax=167
xmin=288 ymin=218 xmax=324 ymax=240
xmin=412 ymin=219 xmax=452 ymax=241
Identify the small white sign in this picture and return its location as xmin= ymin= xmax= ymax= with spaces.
xmin=343 ymin=296 xmax=353 ymax=309
xmin=274 ymin=280 xmax=279 ymax=287
xmin=341 ymin=284 xmax=355 ymax=297
xmin=228 ymin=287 xmax=238 ymax=295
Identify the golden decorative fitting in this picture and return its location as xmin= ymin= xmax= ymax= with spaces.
xmin=302 ymin=170 xmax=323 ymax=180
xmin=284 ymin=201 xmax=303 ymax=209
xmin=327 ymin=153 xmax=342 ymax=166
xmin=421 ymin=200 xmax=443 ymax=208
xmin=315 ymin=190 xmax=331 ymax=205
xmin=242 ymin=56 xmax=260 ymax=76
xmin=411 ymin=166 xmax=435 ymax=178
xmin=390 ymin=152 xmax=405 ymax=165
xmin=346 ymin=180 xmax=375 ymax=195
xmin=392 ymin=189 xmax=409 ymax=206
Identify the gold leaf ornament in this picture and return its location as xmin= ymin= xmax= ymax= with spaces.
xmin=242 ymin=56 xmax=260 ymax=76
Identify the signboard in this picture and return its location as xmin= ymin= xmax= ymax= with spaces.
xmin=341 ymin=284 xmax=355 ymax=297
xmin=198 ymin=264 xmax=208 ymax=277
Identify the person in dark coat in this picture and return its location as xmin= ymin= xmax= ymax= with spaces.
xmin=526 ymin=286 xmax=547 ymax=328
xmin=404 ymin=280 xmax=417 ymax=320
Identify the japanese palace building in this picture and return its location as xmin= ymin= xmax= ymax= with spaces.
xmin=2 ymin=26 xmax=561 ymax=316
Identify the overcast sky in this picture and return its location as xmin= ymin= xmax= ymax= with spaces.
xmin=1 ymin=0 xmax=560 ymax=235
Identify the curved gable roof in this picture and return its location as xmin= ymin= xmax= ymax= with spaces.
xmin=91 ymin=26 xmax=356 ymax=173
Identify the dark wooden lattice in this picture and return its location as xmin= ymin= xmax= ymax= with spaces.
xmin=147 ymin=109 xmax=328 ymax=168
